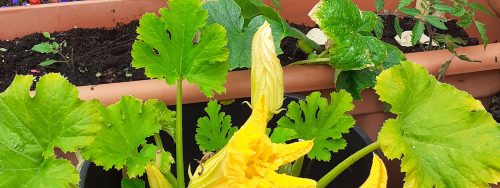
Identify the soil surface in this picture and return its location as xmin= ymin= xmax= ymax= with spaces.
xmin=0 ymin=21 xmax=146 ymax=92
xmin=379 ymin=15 xmax=478 ymax=53
xmin=0 ymin=16 xmax=477 ymax=92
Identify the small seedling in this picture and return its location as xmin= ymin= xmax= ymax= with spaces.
xmin=0 ymin=48 xmax=7 ymax=52
xmin=394 ymin=0 xmax=492 ymax=50
xmin=31 ymin=32 xmax=72 ymax=66
xmin=434 ymin=34 xmax=481 ymax=80
xmin=95 ymin=72 xmax=102 ymax=78
xmin=124 ymin=68 xmax=133 ymax=78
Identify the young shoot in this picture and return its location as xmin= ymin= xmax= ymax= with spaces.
xmin=31 ymin=32 xmax=72 ymax=66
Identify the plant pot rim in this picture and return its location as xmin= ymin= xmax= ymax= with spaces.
xmin=0 ymin=0 xmax=167 ymax=40
xmin=3 ymin=0 xmax=499 ymax=115
xmin=69 ymin=43 xmax=500 ymax=113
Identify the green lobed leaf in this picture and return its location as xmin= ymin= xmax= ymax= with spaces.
xmin=411 ymin=21 xmax=425 ymax=46
xmin=425 ymin=15 xmax=447 ymax=30
xmin=81 ymin=96 xmax=170 ymax=178
xmin=382 ymin=43 xmax=406 ymax=69
xmin=358 ymin=12 xmax=378 ymax=35
xmin=122 ymin=178 xmax=146 ymax=188
xmin=474 ymin=21 xmax=488 ymax=49
xmin=195 ymin=100 xmax=238 ymax=152
xmin=276 ymin=91 xmax=355 ymax=161
xmin=234 ymin=0 xmax=321 ymax=53
xmin=336 ymin=43 xmax=404 ymax=100
xmin=314 ymin=0 xmax=389 ymax=70
xmin=131 ymin=0 xmax=229 ymax=97
xmin=158 ymin=103 xmax=176 ymax=140
xmin=158 ymin=150 xmax=175 ymax=174
xmin=32 ymin=42 xmax=56 ymax=54
xmin=233 ymin=0 xmax=281 ymax=25
xmin=269 ymin=127 xmax=298 ymax=144
xmin=203 ymin=0 xmax=283 ymax=69
xmin=375 ymin=61 xmax=500 ymax=188
xmin=0 ymin=73 xmax=103 ymax=188
xmin=336 ymin=69 xmax=378 ymax=100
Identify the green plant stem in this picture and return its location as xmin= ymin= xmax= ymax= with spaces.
xmin=288 ymin=58 xmax=330 ymax=66
xmin=175 ymin=79 xmax=185 ymax=188
xmin=317 ymin=141 xmax=381 ymax=188
xmin=166 ymin=171 xmax=178 ymax=187
xmin=290 ymin=156 xmax=304 ymax=177
xmin=154 ymin=133 xmax=164 ymax=168
xmin=154 ymin=133 xmax=164 ymax=150
xmin=318 ymin=49 xmax=329 ymax=58
xmin=425 ymin=23 xmax=434 ymax=51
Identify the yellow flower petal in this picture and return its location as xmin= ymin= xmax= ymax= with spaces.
xmin=266 ymin=170 xmax=317 ymax=188
xmin=188 ymin=96 xmax=316 ymax=188
xmin=251 ymin=21 xmax=284 ymax=118
xmin=270 ymin=141 xmax=314 ymax=169
xmin=236 ymin=95 xmax=269 ymax=135
xmin=360 ymin=153 xmax=388 ymax=188
xmin=146 ymin=164 xmax=173 ymax=188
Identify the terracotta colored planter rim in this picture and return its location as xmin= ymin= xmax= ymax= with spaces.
xmin=2 ymin=0 xmax=498 ymax=115
xmin=0 ymin=0 xmax=167 ymax=40
xmin=72 ymin=44 xmax=500 ymax=113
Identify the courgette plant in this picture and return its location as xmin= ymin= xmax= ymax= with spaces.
xmin=0 ymin=0 xmax=498 ymax=188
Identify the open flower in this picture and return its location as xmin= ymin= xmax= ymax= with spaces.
xmin=251 ymin=22 xmax=284 ymax=119
xmin=189 ymin=96 xmax=316 ymax=188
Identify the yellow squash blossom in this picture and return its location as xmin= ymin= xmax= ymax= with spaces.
xmin=145 ymin=164 xmax=173 ymax=188
xmin=360 ymin=153 xmax=388 ymax=188
xmin=188 ymin=96 xmax=316 ymax=188
xmin=251 ymin=21 xmax=284 ymax=119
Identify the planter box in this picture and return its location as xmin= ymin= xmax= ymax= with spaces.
xmin=1 ymin=0 xmax=499 ymax=187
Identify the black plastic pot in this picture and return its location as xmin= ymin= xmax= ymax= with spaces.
xmin=80 ymin=94 xmax=373 ymax=188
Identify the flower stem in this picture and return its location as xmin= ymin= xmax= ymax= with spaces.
xmin=154 ymin=133 xmax=164 ymax=150
xmin=291 ymin=156 xmax=304 ymax=177
xmin=317 ymin=141 xmax=381 ymax=188
xmin=288 ymin=58 xmax=330 ymax=66
xmin=166 ymin=171 xmax=178 ymax=188
xmin=153 ymin=134 xmax=164 ymax=168
xmin=175 ymin=79 xmax=185 ymax=188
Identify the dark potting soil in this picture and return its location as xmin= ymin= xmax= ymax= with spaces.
xmin=379 ymin=15 xmax=479 ymax=53
xmin=0 ymin=20 xmax=147 ymax=92
xmin=0 ymin=16 xmax=477 ymax=92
